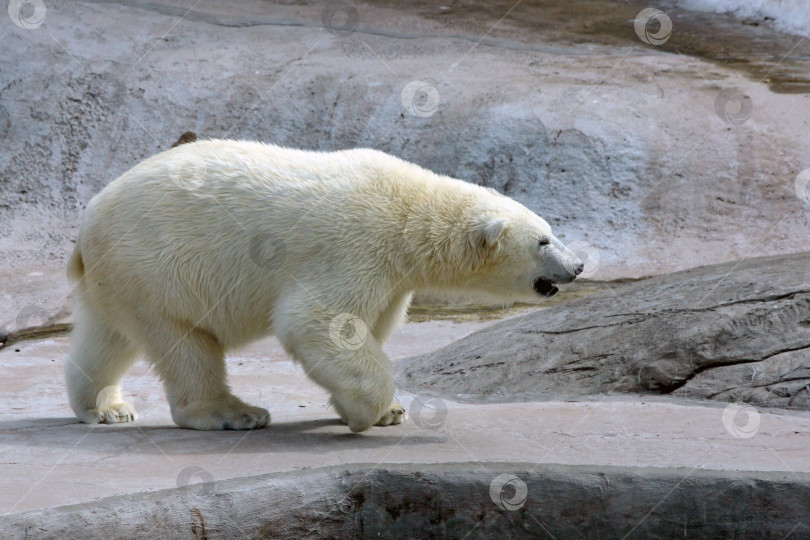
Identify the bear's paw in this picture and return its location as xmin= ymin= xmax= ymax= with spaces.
xmin=375 ymin=402 xmax=407 ymax=427
xmin=172 ymin=399 xmax=271 ymax=431
xmin=80 ymin=401 xmax=138 ymax=425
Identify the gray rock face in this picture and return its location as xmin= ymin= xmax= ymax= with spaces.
xmin=1 ymin=0 xmax=809 ymax=281
xmin=3 ymin=463 xmax=810 ymax=539
xmin=398 ymin=253 xmax=810 ymax=409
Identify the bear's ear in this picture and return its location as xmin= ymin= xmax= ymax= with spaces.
xmin=470 ymin=216 xmax=507 ymax=250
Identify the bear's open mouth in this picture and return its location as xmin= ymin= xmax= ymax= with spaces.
xmin=533 ymin=278 xmax=559 ymax=297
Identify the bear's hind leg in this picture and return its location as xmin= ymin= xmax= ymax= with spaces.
xmin=142 ymin=320 xmax=269 ymax=430
xmin=67 ymin=306 xmax=140 ymax=424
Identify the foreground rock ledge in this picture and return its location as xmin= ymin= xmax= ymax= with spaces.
xmin=398 ymin=253 xmax=810 ymax=409
xmin=2 ymin=463 xmax=809 ymax=539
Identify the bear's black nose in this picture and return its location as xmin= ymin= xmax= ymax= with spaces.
xmin=574 ymin=261 xmax=584 ymax=275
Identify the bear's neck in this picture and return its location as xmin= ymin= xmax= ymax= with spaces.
xmin=400 ymin=182 xmax=483 ymax=292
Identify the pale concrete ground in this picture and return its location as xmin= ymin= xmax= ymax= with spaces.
xmin=2 ymin=317 xmax=809 ymax=516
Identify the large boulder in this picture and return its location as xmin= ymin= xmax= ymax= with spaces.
xmin=398 ymin=252 xmax=810 ymax=409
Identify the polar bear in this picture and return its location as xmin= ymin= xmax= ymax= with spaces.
xmin=66 ymin=140 xmax=583 ymax=432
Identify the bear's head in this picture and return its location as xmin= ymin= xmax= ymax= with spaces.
xmin=461 ymin=194 xmax=584 ymax=303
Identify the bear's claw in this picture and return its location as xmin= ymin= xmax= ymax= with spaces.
xmin=80 ymin=402 xmax=138 ymax=425
xmin=375 ymin=402 xmax=407 ymax=426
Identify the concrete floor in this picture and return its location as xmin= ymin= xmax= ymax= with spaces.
xmin=2 ymin=319 xmax=809 ymax=518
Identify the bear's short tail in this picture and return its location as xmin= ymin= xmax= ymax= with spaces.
xmin=67 ymin=246 xmax=84 ymax=282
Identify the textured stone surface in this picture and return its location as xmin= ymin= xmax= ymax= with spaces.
xmin=399 ymin=253 xmax=810 ymax=408
xmin=2 ymin=463 xmax=810 ymax=539
xmin=1 ymin=0 xmax=809 ymax=288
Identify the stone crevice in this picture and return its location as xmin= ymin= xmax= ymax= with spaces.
xmin=86 ymin=0 xmax=589 ymax=55
xmin=659 ymin=343 xmax=810 ymax=395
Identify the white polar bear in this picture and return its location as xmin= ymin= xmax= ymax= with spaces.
xmin=66 ymin=140 xmax=583 ymax=432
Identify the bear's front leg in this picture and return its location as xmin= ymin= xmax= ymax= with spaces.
xmin=279 ymin=314 xmax=399 ymax=432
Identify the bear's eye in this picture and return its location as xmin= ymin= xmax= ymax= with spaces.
xmin=538 ymin=238 xmax=550 ymax=247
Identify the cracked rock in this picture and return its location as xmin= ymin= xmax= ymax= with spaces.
xmin=398 ymin=252 xmax=810 ymax=410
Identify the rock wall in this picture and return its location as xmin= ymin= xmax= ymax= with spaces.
xmin=1 ymin=0 xmax=809 ymax=282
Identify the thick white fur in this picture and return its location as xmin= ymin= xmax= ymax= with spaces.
xmin=66 ymin=140 xmax=581 ymax=432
